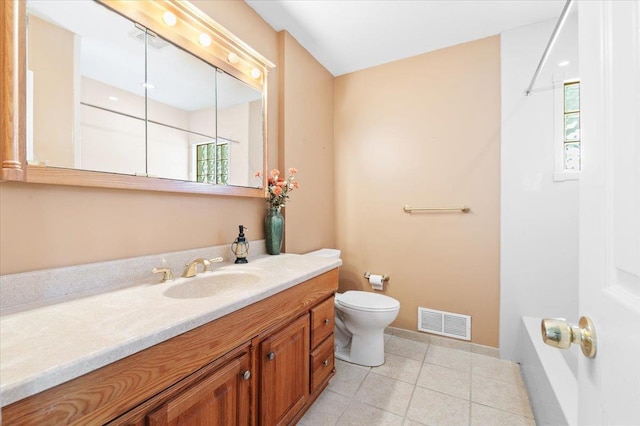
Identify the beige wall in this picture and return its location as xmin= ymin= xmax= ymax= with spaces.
xmin=278 ymin=31 xmax=335 ymax=253
xmin=0 ymin=1 xmax=281 ymax=275
xmin=334 ymin=36 xmax=501 ymax=346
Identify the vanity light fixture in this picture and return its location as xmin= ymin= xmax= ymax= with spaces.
xmin=198 ymin=33 xmax=212 ymax=47
xmin=250 ymin=68 xmax=261 ymax=79
xmin=227 ymin=52 xmax=239 ymax=64
xmin=558 ymin=60 xmax=570 ymax=67
xmin=162 ymin=11 xmax=177 ymax=27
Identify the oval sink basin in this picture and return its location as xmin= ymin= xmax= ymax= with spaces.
xmin=163 ymin=271 xmax=260 ymax=299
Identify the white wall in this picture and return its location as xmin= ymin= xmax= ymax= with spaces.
xmin=500 ymin=14 xmax=580 ymax=361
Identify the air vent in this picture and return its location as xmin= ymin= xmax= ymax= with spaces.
xmin=128 ymin=26 xmax=170 ymax=50
xmin=418 ymin=307 xmax=471 ymax=341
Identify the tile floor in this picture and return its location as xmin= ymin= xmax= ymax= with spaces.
xmin=299 ymin=332 xmax=535 ymax=426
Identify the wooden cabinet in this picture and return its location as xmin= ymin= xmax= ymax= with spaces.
xmin=108 ymin=345 xmax=253 ymax=426
xmin=259 ymin=314 xmax=310 ymax=425
xmin=310 ymin=334 xmax=335 ymax=393
xmin=308 ymin=296 xmax=335 ymax=395
xmin=1 ymin=269 xmax=338 ymax=426
xmin=310 ymin=296 xmax=335 ymax=348
xmin=146 ymin=353 xmax=251 ymax=426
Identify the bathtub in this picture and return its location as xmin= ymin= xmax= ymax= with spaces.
xmin=516 ymin=316 xmax=578 ymax=426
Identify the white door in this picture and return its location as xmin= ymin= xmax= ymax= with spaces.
xmin=578 ymin=1 xmax=640 ymax=424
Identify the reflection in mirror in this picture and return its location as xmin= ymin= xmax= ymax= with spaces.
xmin=146 ymin=34 xmax=217 ymax=181
xmin=27 ymin=0 xmax=146 ymax=174
xmin=216 ymin=70 xmax=264 ymax=187
xmin=25 ymin=0 xmax=264 ymax=189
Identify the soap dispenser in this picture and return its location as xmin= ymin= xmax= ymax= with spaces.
xmin=231 ymin=225 xmax=249 ymax=264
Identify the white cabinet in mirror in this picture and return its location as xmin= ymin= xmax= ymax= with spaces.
xmin=22 ymin=0 xmax=268 ymax=193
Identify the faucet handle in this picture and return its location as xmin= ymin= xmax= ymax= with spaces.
xmin=203 ymin=257 xmax=224 ymax=272
xmin=152 ymin=267 xmax=174 ymax=282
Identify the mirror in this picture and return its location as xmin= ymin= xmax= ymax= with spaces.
xmin=23 ymin=0 xmax=266 ymax=192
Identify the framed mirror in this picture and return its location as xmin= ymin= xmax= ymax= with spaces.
xmin=1 ymin=0 xmax=272 ymax=196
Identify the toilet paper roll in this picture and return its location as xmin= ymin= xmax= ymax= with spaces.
xmin=369 ymin=274 xmax=384 ymax=291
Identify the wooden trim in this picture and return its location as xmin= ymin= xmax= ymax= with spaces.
xmin=2 ymin=269 xmax=338 ymax=425
xmin=0 ymin=0 xmax=26 ymax=182
xmin=26 ymin=165 xmax=265 ymax=197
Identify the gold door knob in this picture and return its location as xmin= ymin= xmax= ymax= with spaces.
xmin=541 ymin=316 xmax=597 ymax=358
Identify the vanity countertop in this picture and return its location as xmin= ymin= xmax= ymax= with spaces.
xmin=0 ymin=254 xmax=341 ymax=407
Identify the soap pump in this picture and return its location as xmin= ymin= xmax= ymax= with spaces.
xmin=231 ymin=225 xmax=249 ymax=264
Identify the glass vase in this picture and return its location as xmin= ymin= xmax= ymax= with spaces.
xmin=264 ymin=206 xmax=284 ymax=255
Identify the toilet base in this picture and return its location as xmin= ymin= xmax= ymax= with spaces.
xmin=334 ymin=332 xmax=386 ymax=367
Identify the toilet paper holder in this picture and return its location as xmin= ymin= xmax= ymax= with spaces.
xmin=364 ymin=272 xmax=389 ymax=282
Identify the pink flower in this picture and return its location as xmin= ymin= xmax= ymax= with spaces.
xmin=272 ymin=186 xmax=282 ymax=196
xmin=254 ymin=170 xmax=262 ymax=177
xmin=270 ymin=169 xmax=280 ymax=178
xmin=288 ymin=167 xmax=298 ymax=175
xmin=293 ymin=181 xmax=300 ymax=189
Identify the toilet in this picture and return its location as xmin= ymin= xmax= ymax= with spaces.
xmin=334 ymin=291 xmax=400 ymax=366
xmin=303 ymin=248 xmax=400 ymax=367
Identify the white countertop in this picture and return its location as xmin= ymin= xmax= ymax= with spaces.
xmin=0 ymin=254 xmax=341 ymax=407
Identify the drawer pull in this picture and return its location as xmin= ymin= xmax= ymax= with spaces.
xmin=242 ymin=370 xmax=251 ymax=380
xmin=323 ymin=360 xmax=329 ymax=366
xmin=266 ymin=352 xmax=275 ymax=361
xmin=324 ymin=318 xmax=330 ymax=325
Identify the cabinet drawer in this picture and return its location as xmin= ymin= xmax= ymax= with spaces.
xmin=310 ymin=335 xmax=334 ymax=392
xmin=310 ymin=296 xmax=334 ymax=348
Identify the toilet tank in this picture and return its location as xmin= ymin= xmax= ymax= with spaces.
xmin=304 ymin=248 xmax=341 ymax=259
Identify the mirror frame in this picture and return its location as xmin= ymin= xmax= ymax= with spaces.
xmin=1 ymin=0 xmax=273 ymax=197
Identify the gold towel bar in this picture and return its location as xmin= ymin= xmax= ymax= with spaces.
xmin=403 ymin=205 xmax=471 ymax=214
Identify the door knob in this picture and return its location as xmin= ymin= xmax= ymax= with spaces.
xmin=266 ymin=351 xmax=275 ymax=360
xmin=541 ymin=316 xmax=597 ymax=358
xmin=242 ymin=370 xmax=251 ymax=380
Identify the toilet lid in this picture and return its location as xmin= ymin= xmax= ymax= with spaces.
xmin=336 ymin=291 xmax=400 ymax=312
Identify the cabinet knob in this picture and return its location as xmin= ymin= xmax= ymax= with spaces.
xmin=324 ymin=318 xmax=330 ymax=325
xmin=242 ymin=370 xmax=251 ymax=381
xmin=323 ymin=360 xmax=329 ymax=367
xmin=266 ymin=351 xmax=275 ymax=361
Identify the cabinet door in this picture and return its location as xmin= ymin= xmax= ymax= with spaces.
xmin=260 ymin=314 xmax=310 ymax=426
xmin=146 ymin=353 xmax=251 ymax=426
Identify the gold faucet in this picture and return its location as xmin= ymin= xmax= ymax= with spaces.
xmin=182 ymin=257 xmax=224 ymax=278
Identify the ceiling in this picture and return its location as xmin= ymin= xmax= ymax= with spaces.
xmin=245 ymin=0 xmax=567 ymax=76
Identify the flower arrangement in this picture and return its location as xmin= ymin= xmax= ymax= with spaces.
xmin=255 ymin=168 xmax=300 ymax=209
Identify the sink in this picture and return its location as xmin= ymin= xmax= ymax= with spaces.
xmin=163 ymin=271 xmax=260 ymax=299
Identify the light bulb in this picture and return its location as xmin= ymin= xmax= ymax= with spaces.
xmin=227 ymin=52 xmax=239 ymax=64
xmin=162 ymin=11 xmax=177 ymax=26
xmin=250 ymin=68 xmax=261 ymax=79
xmin=198 ymin=33 xmax=212 ymax=47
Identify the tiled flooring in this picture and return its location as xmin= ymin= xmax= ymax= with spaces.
xmin=300 ymin=332 xmax=535 ymax=426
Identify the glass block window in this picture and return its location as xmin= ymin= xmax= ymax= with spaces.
xmin=196 ymin=140 xmax=228 ymax=184
xmin=563 ymin=82 xmax=581 ymax=171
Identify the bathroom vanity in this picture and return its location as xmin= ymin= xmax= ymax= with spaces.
xmin=0 ymin=254 xmax=339 ymax=425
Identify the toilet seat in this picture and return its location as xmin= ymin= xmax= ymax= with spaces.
xmin=336 ymin=291 xmax=400 ymax=312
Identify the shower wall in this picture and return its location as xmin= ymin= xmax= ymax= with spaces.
xmin=500 ymin=14 xmax=580 ymax=361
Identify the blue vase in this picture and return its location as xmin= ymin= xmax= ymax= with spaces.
xmin=265 ymin=207 xmax=284 ymax=255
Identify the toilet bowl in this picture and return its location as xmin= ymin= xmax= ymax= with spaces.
xmin=334 ymin=291 xmax=400 ymax=367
